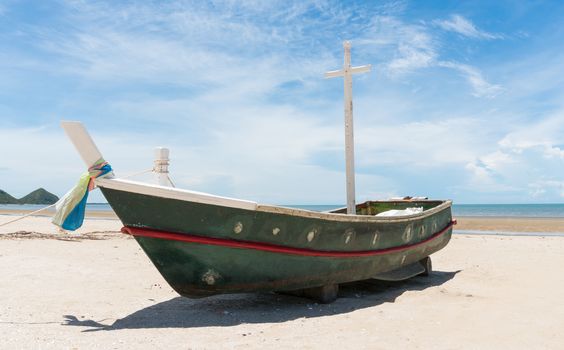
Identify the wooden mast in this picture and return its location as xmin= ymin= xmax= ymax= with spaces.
xmin=325 ymin=41 xmax=371 ymax=214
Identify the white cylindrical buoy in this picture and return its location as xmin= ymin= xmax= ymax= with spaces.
xmin=154 ymin=147 xmax=174 ymax=187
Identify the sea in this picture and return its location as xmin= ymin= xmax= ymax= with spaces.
xmin=1 ymin=203 xmax=564 ymax=218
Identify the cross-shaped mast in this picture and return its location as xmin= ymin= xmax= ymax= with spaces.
xmin=325 ymin=41 xmax=371 ymax=215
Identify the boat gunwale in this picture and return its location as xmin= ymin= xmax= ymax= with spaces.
xmin=97 ymin=177 xmax=452 ymax=223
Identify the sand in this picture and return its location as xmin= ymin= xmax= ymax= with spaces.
xmin=1 ymin=215 xmax=563 ymax=349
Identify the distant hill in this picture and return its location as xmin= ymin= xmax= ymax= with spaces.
xmin=0 ymin=189 xmax=19 ymax=204
xmin=18 ymin=188 xmax=59 ymax=205
xmin=0 ymin=188 xmax=59 ymax=205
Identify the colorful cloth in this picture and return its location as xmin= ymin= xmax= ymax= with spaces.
xmin=52 ymin=158 xmax=113 ymax=231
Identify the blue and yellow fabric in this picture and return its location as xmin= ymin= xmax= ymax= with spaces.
xmin=52 ymin=158 xmax=113 ymax=231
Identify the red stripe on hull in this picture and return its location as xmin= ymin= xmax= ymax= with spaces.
xmin=121 ymin=220 xmax=456 ymax=258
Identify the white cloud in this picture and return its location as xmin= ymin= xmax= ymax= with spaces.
xmin=356 ymin=16 xmax=502 ymax=98
xmin=385 ymin=23 xmax=436 ymax=73
xmin=357 ymin=16 xmax=437 ymax=75
xmin=480 ymin=151 xmax=515 ymax=171
xmin=465 ymin=150 xmax=515 ymax=184
xmin=434 ymin=14 xmax=502 ymax=40
xmin=529 ymin=180 xmax=564 ymax=198
xmin=464 ymin=150 xmax=517 ymax=191
xmin=498 ymin=114 xmax=564 ymax=156
xmin=460 ymin=112 xmax=564 ymax=199
xmin=438 ymin=61 xmax=503 ymax=98
xmin=544 ymin=145 xmax=564 ymax=159
xmin=388 ymin=39 xmax=436 ymax=74
xmin=355 ymin=117 xmax=485 ymax=167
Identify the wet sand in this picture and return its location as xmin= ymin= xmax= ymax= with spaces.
xmin=1 ymin=215 xmax=563 ymax=349
xmin=455 ymin=216 xmax=564 ymax=233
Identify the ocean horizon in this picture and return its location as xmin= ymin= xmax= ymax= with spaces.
xmin=2 ymin=203 xmax=564 ymax=218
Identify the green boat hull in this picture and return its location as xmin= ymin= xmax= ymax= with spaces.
xmin=100 ymin=186 xmax=453 ymax=298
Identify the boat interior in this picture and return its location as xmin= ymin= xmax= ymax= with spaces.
xmin=330 ymin=200 xmax=446 ymax=215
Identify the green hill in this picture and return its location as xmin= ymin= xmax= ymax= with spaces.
xmin=0 ymin=188 xmax=59 ymax=205
xmin=18 ymin=188 xmax=59 ymax=205
xmin=0 ymin=189 xmax=19 ymax=204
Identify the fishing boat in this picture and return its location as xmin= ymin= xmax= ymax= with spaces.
xmin=105 ymin=181 xmax=454 ymax=303
xmin=58 ymin=133 xmax=454 ymax=305
xmin=56 ymin=42 xmax=454 ymax=303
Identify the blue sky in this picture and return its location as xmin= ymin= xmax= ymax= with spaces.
xmin=1 ymin=0 xmax=564 ymax=204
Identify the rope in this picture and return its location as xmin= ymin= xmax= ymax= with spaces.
xmin=0 ymin=203 xmax=57 ymax=228
xmin=1 ymin=166 xmax=175 ymax=228
xmin=120 ymin=168 xmax=153 ymax=179
xmin=121 ymin=166 xmax=176 ymax=187
xmin=165 ymin=174 xmax=176 ymax=188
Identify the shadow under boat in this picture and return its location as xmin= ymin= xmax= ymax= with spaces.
xmin=63 ymin=270 xmax=460 ymax=332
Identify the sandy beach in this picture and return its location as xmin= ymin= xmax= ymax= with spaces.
xmin=4 ymin=0 xmax=564 ymax=348
xmin=1 ymin=214 xmax=563 ymax=349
